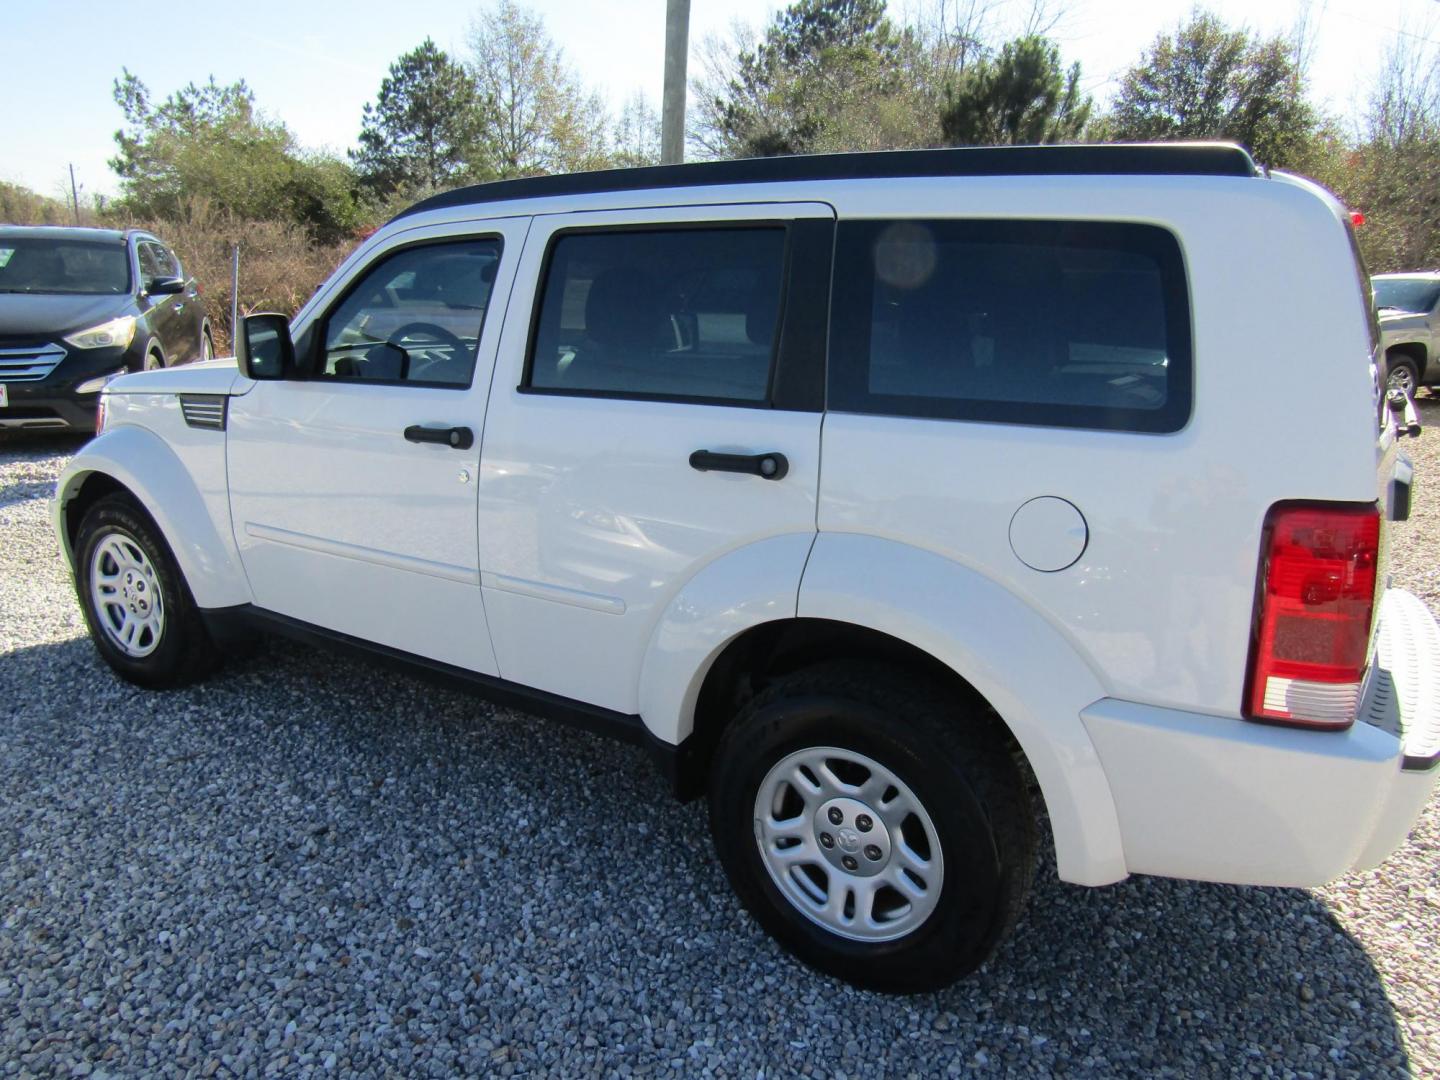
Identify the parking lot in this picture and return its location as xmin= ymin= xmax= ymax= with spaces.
xmin=2 ymin=404 xmax=1438 ymax=1078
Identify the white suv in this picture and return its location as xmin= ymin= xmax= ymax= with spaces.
xmin=53 ymin=144 xmax=1440 ymax=991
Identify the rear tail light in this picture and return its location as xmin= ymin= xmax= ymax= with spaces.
xmin=1245 ymin=503 xmax=1380 ymax=729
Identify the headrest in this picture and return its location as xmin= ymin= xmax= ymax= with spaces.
xmin=585 ymin=267 xmax=665 ymax=349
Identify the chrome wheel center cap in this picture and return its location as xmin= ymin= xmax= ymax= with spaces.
xmin=814 ymin=796 xmax=890 ymax=877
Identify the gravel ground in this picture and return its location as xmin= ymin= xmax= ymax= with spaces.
xmin=2 ymin=403 xmax=1439 ymax=1079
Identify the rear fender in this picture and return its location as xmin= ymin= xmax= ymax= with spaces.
xmin=798 ymin=533 xmax=1127 ymax=886
xmin=638 ymin=533 xmax=815 ymax=743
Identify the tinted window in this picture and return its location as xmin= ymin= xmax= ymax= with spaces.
xmin=320 ymin=240 xmax=501 ymax=386
xmin=527 ymin=228 xmax=786 ymax=403
xmin=138 ymin=241 xmax=179 ymax=283
xmin=137 ymin=242 xmax=164 ymax=280
xmin=0 ymin=238 xmax=130 ymax=295
xmin=830 ymin=220 xmax=1192 ymax=433
xmin=154 ymin=243 xmax=180 ymax=278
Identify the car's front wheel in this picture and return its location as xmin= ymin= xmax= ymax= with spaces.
xmin=73 ymin=494 xmax=219 ymax=688
xmin=708 ymin=662 xmax=1035 ymax=992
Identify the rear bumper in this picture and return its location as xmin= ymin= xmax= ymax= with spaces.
xmin=1084 ymin=588 xmax=1440 ymax=888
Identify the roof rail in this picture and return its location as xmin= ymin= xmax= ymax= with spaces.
xmin=392 ymin=142 xmax=1260 ymax=223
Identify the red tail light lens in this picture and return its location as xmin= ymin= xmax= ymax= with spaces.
xmin=1246 ymin=504 xmax=1380 ymax=729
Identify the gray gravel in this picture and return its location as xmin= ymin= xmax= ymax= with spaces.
xmin=2 ymin=404 xmax=1439 ymax=1079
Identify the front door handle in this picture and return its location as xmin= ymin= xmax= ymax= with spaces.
xmin=404 ymin=424 xmax=474 ymax=450
xmin=689 ymin=449 xmax=788 ymax=480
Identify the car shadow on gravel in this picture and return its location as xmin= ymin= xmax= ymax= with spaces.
xmin=1 ymin=632 xmax=1413 ymax=1076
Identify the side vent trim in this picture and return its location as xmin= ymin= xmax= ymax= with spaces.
xmin=179 ymin=394 xmax=228 ymax=431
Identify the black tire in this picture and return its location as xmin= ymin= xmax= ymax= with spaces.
xmin=73 ymin=494 xmax=220 ymax=688
xmin=708 ymin=661 xmax=1035 ymax=992
xmin=201 ymin=326 xmax=215 ymax=362
xmin=1386 ymin=357 xmax=1419 ymax=398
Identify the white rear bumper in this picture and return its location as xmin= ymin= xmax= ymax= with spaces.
xmin=1083 ymin=589 xmax=1440 ymax=888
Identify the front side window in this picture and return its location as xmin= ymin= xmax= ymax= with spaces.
xmin=830 ymin=220 xmax=1192 ymax=433
xmin=320 ymin=239 xmax=501 ymax=386
xmin=526 ymin=227 xmax=787 ymax=404
xmin=0 ymin=239 xmax=130 ymax=295
xmin=153 ymin=243 xmax=181 ymax=279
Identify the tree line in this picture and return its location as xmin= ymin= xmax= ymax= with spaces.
xmin=6 ymin=0 xmax=1436 ymax=273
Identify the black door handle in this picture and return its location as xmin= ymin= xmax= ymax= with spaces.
xmin=689 ymin=449 xmax=788 ymax=480
xmin=404 ymin=424 xmax=474 ymax=450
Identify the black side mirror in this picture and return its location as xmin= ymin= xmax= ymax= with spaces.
xmin=237 ymin=313 xmax=295 ymax=380
xmin=146 ymin=275 xmax=186 ymax=295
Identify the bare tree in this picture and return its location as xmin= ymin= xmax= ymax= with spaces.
xmin=612 ymin=91 xmax=662 ymax=168
xmin=467 ymin=0 xmax=610 ymax=176
xmin=1355 ymin=28 xmax=1440 ymax=269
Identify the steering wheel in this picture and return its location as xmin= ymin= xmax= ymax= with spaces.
xmin=388 ymin=322 xmax=468 ymax=380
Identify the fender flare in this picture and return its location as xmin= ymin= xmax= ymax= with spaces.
xmin=797 ymin=533 xmax=1126 ymax=886
xmin=54 ymin=424 xmax=251 ymax=610
xmin=638 ymin=532 xmax=815 ymax=745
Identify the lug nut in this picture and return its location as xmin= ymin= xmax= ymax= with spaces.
xmin=856 ymin=814 xmax=873 ymax=832
xmin=819 ymin=832 xmax=835 ymax=849
xmin=864 ymin=844 xmax=882 ymax=861
xmin=841 ymin=855 xmax=858 ymax=871
xmin=827 ymin=807 xmax=843 ymax=825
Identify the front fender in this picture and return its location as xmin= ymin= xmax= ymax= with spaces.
xmin=798 ymin=533 xmax=1127 ymax=887
xmin=54 ymin=423 xmax=251 ymax=610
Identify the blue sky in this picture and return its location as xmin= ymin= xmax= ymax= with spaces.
xmin=2 ymin=0 xmax=1436 ymax=202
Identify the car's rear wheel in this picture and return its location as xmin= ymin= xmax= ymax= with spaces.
xmin=74 ymin=494 xmax=220 ymax=688
xmin=708 ymin=662 xmax=1034 ymax=992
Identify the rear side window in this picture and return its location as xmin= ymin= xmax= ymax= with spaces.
xmin=526 ymin=228 xmax=787 ymax=404
xmin=829 ymin=220 xmax=1192 ymax=433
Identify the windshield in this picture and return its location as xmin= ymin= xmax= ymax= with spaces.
xmin=0 ymin=238 xmax=131 ymax=295
xmin=1372 ymin=277 xmax=1440 ymax=314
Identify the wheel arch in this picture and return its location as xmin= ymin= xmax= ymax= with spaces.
xmin=643 ymin=531 xmax=1130 ymax=887
xmin=54 ymin=425 xmax=251 ymax=610
xmin=1386 ymin=341 xmax=1428 ymax=371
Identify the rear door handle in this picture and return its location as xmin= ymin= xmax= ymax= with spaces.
xmin=689 ymin=449 xmax=788 ymax=480
xmin=404 ymin=424 xmax=474 ymax=450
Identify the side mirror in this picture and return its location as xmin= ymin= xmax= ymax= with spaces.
xmin=146 ymin=275 xmax=186 ymax=295
xmin=237 ymin=313 xmax=295 ymax=380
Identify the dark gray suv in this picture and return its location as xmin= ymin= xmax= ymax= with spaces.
xmin=0 ymin=226 xmax=212 ymax=432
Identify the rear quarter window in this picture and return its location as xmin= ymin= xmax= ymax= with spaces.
xmin=829 ymin=219 xmax=1192 ymax=433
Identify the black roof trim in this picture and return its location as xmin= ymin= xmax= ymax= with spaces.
xmin=392 ymin=143 xmax=1260 ymax=223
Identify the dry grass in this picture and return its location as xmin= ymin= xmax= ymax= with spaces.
xmin=119 ymin=202 xmax=358 ymax=352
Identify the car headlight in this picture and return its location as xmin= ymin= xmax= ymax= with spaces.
xmin=64 ymin=315 xmax=137 ymax=350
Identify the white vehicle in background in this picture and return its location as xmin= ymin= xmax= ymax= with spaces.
xmin=53 ymin=144 xmax=1440 ymax=992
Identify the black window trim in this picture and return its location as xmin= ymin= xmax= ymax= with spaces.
xmin=827 ymin=217 xmax=1194 ymax=435
xmin=518 ymin=218 xmax=829 ymax=412
xmin=307 ymin=234 xmax=506 ymax=392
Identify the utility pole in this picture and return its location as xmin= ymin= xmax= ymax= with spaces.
xmin=68 ymin=164 xmax=80 ymax=225
xmin=661 ymin=0 xmax=691 ymax=165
